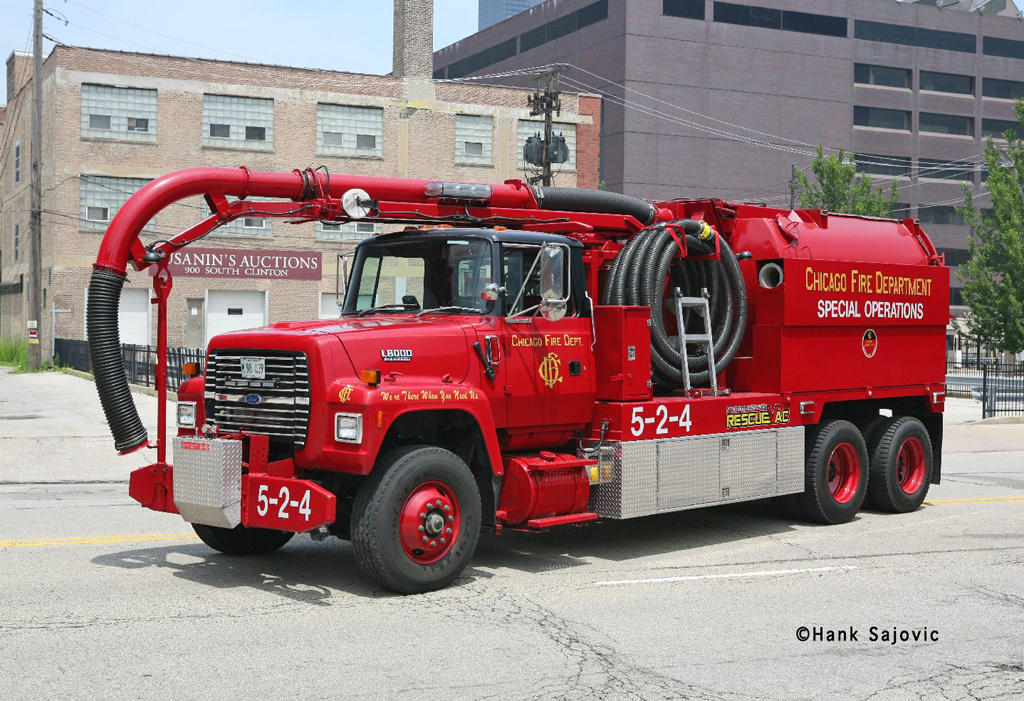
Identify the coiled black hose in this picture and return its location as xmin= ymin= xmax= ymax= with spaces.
xmin=87 ymin=268 xmax=149 ymax=453
xmin=601 ymin=221 xmax=748 ymax=390
xmin=536 ymin=187 xmax=656 ymax=226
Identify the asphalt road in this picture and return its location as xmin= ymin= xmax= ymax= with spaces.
xmin=2 ymin=368 xmax=1023 ymax=700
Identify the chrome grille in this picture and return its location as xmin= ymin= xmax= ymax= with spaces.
xmin=204 ymin=350 xmax=310 ymax=448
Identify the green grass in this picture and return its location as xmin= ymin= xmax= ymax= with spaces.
xmin=0 ymin=338 xmax=29 ymax=372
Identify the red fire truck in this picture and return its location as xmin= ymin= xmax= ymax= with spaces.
xmin=88 ymin=168 xmax=948 ymax=593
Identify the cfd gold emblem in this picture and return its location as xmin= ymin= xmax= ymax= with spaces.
xmin=538 ymin=352 xmax=563 ymax=389
xmin=338 ymin=385 xmax=354 ymax=403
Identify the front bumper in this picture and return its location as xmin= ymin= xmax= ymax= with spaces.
xmin=135 ymin=437 xmax=337 ymax=533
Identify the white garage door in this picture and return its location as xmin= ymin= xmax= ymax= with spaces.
xmin=206 ymin=290 xmax=266 ymax=344
xmin=319 ymin=292 xmax=343 ymax=319
xmin=119 ymin=288 xmax=152 ymax=346
xmin=83 ymin=287 xmax=150 ymax=346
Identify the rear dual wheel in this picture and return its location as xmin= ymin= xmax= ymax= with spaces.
xmin=797 ymin=420 xmax=869 ymax=524
xmin=867 ymin=416 xmax=933 ymax=513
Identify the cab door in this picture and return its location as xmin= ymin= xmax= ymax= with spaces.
xmin=499 ymin=243 xmax=595 ymax=431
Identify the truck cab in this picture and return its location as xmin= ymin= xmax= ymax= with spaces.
xmin=176 ymin=227 xmax=600 ymax=592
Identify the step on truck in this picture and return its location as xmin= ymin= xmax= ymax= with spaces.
xmin=87 ymin=168 xmax=948 ymax=593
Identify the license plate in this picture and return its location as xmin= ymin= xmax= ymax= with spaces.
xmin=240 ymin=357 xmax=265 ymax=379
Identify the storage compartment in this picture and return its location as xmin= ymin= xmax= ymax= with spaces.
xmin=593 ymin=305 xmax=652 ymax=401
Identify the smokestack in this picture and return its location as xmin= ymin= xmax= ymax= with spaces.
xmin=393 ymin=0 xmax=434 ymax=79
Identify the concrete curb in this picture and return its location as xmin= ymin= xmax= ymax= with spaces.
xmin=969 ymin=416 xmax=1024 ymax=426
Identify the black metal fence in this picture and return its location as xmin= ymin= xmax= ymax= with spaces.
xmin=54 ymin=338 xmax=205 ymax=391
xmin=946 ymin=359 xmax=1024 ymax=418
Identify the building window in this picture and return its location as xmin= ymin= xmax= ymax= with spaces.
xmin=518 ymin=120 xmax=577 ymax=170
xmin=983 ymin=77 xmax=1024 ymax=101
xmin=663 ymin=0 xmax=705 ymax=20
xmin=202 ymin=94 xmax=274 ymax=150
xmin=86 ymin=206 xmax=110 ymax=223
xmin=80 ymin=84 xmax=158 ymax=142
xmin=455 ymin=114 xmax=493 ymax=165
xmin=241 ymin=218 xmax=265 ymax=230
xmin=516 ymin=0 xmax=609 ymax=55
xmin=79 ymin=176 xmax=153 ymax=231
xmin=918 ymin=206 xmax=965 ymax=227
xmin=920 ymin=71 xmax=974 ymax=96
xmin=712 ymin=4 xmax=846 ymax=38
xmin=13 ymin=221 xmax=20 ymax=263
xmin=13 ymin=141 xmax=20 ymax=183
xmin=854 ymin=20 xmax=975 ymax=54
xmin=917 ymin=159 xmax=975 ymax=181
xmin=982 ymin=118 xmax=1023 ymax=140
xmin=919 ymin=112 xmax=974 ymax=137
xmin=317 ymin=104 xmax=384 ymax=158
xmin=853 ymin=106 xmax=911 ymax=131
xmin=317 ymin=220 xmax=379 ymax=242
xmin=854 ymin=64 xmax=911 ymax=90
xmin=983 ymin=36 xmax=1024 ymax=60
xmin=938 ymin=248 xmax=970 ymax=267
xmin=89 ymin=114 xmax=111 ymax=130
xmin=854 ymin=154 xmax=911 ymax=177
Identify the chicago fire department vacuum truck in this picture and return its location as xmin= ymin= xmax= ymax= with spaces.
xmin=87 ymin=167 xmax=948 ymax=593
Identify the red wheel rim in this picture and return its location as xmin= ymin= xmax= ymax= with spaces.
xmin=399 ymin=481 xmax=460 ymax=565
xmin=896 ymin=436 xmax=926 ymax=495
xmin=827 ymin=442 xmax=861 ymax=504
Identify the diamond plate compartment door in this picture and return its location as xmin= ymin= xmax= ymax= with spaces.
xmin=173 ymin=437 xmax=242 ymax=528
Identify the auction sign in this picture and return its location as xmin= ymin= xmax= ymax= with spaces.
xmin=162 ymin=248 xmax=322 ymax=280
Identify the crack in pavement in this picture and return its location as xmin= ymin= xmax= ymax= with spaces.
xmin=863 ymin=661 xmax=1024 ymax=700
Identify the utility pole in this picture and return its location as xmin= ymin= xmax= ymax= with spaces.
xmin=528 ymin=67 xmax=561 ymax=187
xmin=788 ymin=163 xmax=798 ymax=211
xmin=28 ymin=0 xmax=43 ymax=370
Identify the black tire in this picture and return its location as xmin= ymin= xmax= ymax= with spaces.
xmin=867 ymin=416 xmax=933 ymax=513
xmin=859 ymin=414 xmax=888 ymax=509
xmin=797 ymin=420 xmax=868 ymax=524
xmin=192 ymin=523 xmax=293 ymax=555
xmin=352 ymin=445 xmax=481 ymax=594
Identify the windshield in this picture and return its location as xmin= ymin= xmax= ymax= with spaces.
xmin=344 ymin=237 xmax=495 ymax=314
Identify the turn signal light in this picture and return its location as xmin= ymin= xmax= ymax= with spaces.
xmin=182 ymin=362 xmax=199 ymax=378
xmin=360 ymin=369 xmax=382 ymax=387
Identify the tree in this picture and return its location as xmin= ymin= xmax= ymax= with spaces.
xmin=795 ymin=146 xmax=901 ymax=217
xmin=957 ymin=99 xmax=1024 ymax=355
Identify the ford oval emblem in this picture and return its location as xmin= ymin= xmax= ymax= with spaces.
xmin=244 ymin=393 xmax=262 ymax=405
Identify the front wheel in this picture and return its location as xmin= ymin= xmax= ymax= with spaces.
xmin=797 ymin=420 xmax=869 ymax=524
xmin=352 ymin=445 xmax=481 ymax=594
xmin=192 ymin=523 xmax=293 ymax=555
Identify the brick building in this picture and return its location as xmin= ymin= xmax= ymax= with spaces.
xmin=434 ymin=0 xmax=1024 ymax=314
xmin=0 ymin=0 xmax=600 ymax=355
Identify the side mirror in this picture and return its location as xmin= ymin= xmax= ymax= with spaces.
xmin=539 ymin=245 xmax=567 ymax=321
xmin=481 ymin=283 xmax=505 ymax=302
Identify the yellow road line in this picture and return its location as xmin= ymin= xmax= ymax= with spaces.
xmin=926 ymin=496 xmax=1024 ymax=506
xmin=0 ymin=533 xmax=198 ymax=548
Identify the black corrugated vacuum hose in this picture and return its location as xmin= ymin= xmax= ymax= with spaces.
xmin=601 ymin=221 xmax=748 ymax=391
xmin=536 ymin=187 xmax=657 ymax=227
xmin=87 ymin=268 xmax=149 ymax=453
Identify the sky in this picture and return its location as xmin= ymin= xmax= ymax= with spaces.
xmin=0 ymin=0 xmax=481 ymax=104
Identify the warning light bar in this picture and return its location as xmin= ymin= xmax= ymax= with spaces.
xmin=424 ymin=182 xmax=493 ymax=200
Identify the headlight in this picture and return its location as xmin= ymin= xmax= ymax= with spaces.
xmin=335 ymin=412 xmax=363 ymax=443
xmin=176 ymin=401 xmax=196 ymax=428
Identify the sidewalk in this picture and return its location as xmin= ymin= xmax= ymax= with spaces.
xmin=0 ymin=367 xmax=176 ymax=483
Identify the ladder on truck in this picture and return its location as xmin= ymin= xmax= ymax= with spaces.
xmin=673 ymin=287 xmax=721 ymax=395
